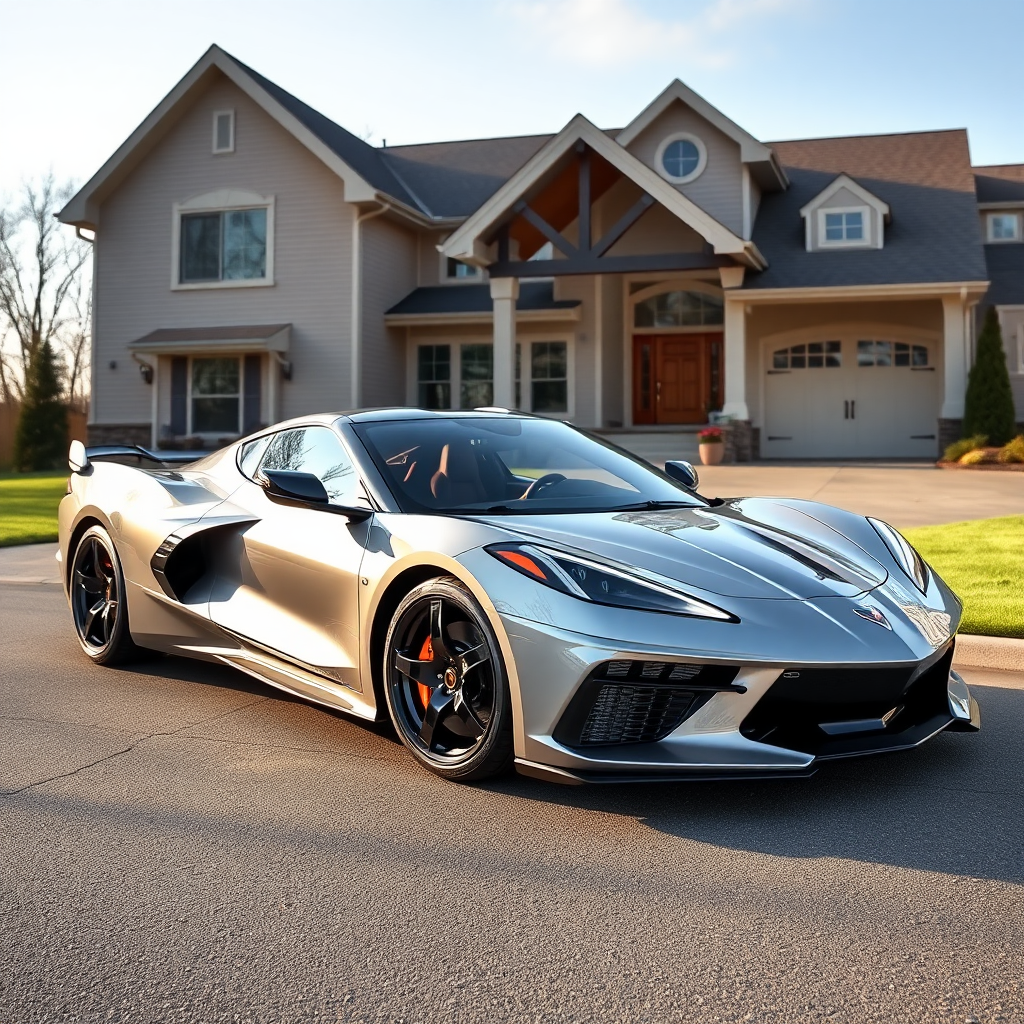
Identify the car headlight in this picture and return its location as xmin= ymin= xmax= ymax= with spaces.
xmin=868 ymin=518 xmax=929 ymax=594
xmin=485 ymin=542 xmax=736 ymax=621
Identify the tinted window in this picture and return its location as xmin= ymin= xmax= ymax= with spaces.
xmin=354 ymin=416 xmax=705 ymax=514
xmin=258 ymin=426 xmax=359 ymax=505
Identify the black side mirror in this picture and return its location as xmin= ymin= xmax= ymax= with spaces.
xmin=260 ymin=469 xmax=373 ymax=521
xmin=664 ymin=460 xmax=700 ymax=491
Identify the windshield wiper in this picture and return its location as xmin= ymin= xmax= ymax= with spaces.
xmin=444 ymin=504 xmax=524 ymax=515
xmin=611 ymin=499 xmax=700 ymax=512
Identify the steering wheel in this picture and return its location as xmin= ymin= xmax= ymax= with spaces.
xmin=521 ymin=472 xmax=567 ymax=500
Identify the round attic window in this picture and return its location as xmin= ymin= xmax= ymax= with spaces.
xmin=656 ymin=133 xmax=707 ymax=184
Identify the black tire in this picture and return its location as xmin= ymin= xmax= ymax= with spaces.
xmin=383 ymin=577 xmax=514 ymax=782
xmin=70 ymin=525 xmax=141 ymax=665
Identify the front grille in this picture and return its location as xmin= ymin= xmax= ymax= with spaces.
xmin=580 ymin=684 xmax=697 ymax=745
xmin=554 ymin=660 xmax=741 ymax=749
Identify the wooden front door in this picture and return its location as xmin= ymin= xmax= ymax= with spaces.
xmin=633 ymin=334 xmax=721 ymax=425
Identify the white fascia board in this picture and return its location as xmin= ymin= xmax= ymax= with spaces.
xmin=384 ymin=307 xmax=582 ymax=327
xmin=728 ymin=280 xmax=990 ymax=305
xmin=978 ymin=200 xmax=1024 ymax=210
xmin=616 ymin=80 xmax=774 ymax=164
xmin=58 ymin=44 xmax=382 ymax=229
xmin=799 ymin=174 xmax=891 ymax=221
xmin=440 ymin=115 xmax=759 ymax=268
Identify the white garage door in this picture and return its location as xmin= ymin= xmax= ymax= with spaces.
xmin=762 ymin=339 xmax=940 ymax=459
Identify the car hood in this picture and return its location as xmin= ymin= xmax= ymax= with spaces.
xmin=481 ymin=497 xmax=888 ymax=601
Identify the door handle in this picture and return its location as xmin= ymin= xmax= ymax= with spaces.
xmin=844 ymin=400 xmax=849 ymax=420
xmin=851 ymin=400 xmax=855 ymax=419
xmin=656 ymin=381 xmax=661 ymax=402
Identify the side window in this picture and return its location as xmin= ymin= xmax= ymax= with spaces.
xmin=258 ymin=426 xmax=359 ymax=505
xmin=239 ymin=435 xmax=271 ymax=477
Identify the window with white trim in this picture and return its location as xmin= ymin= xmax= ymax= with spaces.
xmin=856 ymin=340 xmax=930 ymax=367
xmin=1017 ymin=324 xmax=1024 ymax=374
xmin=987 ymin=213 xmax=1021 ymax=242
xmin=515 ymin=340 xmax=569 ymax=413
xmin=772 ymin=341 xmax=842 ymax=369
xmin=445 ymin=258 xmax=480 ymax=280
xmin=460 ymin=344 xmax=493 ymax=408
xmin=417 ymin=345 xmax=451 ymax=409
xmin=180 ymin=208 xmax=268 ymax=283
xmin=820 ymin=208 xmax=867 ymax=245
xmin=654 ymin=133 xmax=707 ymax=185
xmin=191 ymin=357 xmax=241 ymax=434
xmin=213 ymin=110 xmax=235 ymax=154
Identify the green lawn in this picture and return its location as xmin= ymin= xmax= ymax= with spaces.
xmin=0 ymin=473 xmax=67 ymax=547
xmin=904 ymin=515 xmax=1024 ymax=639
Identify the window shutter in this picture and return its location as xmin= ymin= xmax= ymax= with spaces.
xmin=170 ymin=357 xmax=188 ymax=436
xmin=243 ymin=355 xmax=262 ymax=433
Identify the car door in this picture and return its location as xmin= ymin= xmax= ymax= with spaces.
xmin=209 ymin=424 xmax=369 ymax=690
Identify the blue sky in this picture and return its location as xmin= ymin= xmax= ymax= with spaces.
xmin=1 ymin=0 xmax=1021 ymax=200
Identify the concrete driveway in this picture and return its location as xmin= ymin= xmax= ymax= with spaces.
xmin=697 ymin=462 xmax=1023 ymax=528
xmin=2 ymin=581 xmax=1023 ymax=1024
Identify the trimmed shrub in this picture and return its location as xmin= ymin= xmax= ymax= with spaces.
xmin=13 ymin=340 xmax=68 ymax=472
xmin=997 ymin=435 xmax=1024 ymax=464
xmin=943 ymin=434 xmax=987 ymax=463
xmin=963 ymin=307 xmax=1016 ymax=445
xmin=960 ymin=448 xmax=996 ymax=465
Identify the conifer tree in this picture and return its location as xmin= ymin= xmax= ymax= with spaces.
xmin=14 ymin=339 xmax=68 ymax=471
xmin=963 ymin=306 xmax=1016 ymax=446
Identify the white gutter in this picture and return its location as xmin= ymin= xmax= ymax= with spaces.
xmin=350 ymin=200 xmax=390 ymax=409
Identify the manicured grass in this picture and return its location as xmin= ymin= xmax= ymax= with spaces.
xmin=0 ymin=473 xmax=67 ymax=547
xmin=903 ymin=515 xmax=1024 ymax=639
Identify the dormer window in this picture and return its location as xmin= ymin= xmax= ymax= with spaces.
xmin=987 ymin=212 xmax=1021 ymax=242
xmin=799 ymin=174 xmax=889 ymax=252
xmin=213 ymin=110 xmax=234 ymax=154
xmin=446 ymin=257 xmax=479 ymax=280
xmin=655 ymin=132 xmax=707 ymax=185
xmin=823 ymin=209 xmax=864 ymax=243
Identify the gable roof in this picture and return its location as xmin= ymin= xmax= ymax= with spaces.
xmin=973 ymin=164 xmax=1024 ymax=205
xmin=798 ymin=173 xmax=890 ymax=220
xmin=616 ymin=80 xmax=786 ymax=190
xmin=58 ymin=45 xmax=430 ymax=229
xmin=440 ymin=113 xmax=766 ymax=269
xmin=746 ymin=129 xmax=988 ymax=289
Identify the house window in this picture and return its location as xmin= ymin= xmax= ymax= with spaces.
xmin=772 ymin=341 xmax=841 ymax=369
xmin=460 ymin=344 xmax=493 ymax=408
xmin=634 ymin=290 xmax=724 ymax=328
xmin=446 ymin=258 xmax=480 ymax=280
xmin=180 ymin=208 xmax=267 ymax=283
xmin=988 ymin=213 xmax=1021 ymax=242
xmin=191 ymin=357 xmax=240 ymax=434
xmin=514 ymin=341 xmax=569 ymax=413
xmin=824 ymin=210 xmax=864 ymax=243
xmin=655 ymin=133 xmax=707 ymax=185
xmin=417 ymin=345 xmax=451 ymax=409
xmin=857 ymin=340 xmax=930 ymax=367
xmin=213 ymin=110 xmax=235 ymax=154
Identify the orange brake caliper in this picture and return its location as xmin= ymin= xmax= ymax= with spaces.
xmin=417 ymin=637 xmax=434 ymax=710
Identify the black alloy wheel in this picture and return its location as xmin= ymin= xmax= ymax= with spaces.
xmin=70 ymin=525 xmax=139 ymax=665
xmin=384 ymin=577 xmax=513 ymax=782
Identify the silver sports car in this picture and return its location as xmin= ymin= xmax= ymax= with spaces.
xmin=58 ymin=409 xmax=979 ymax=784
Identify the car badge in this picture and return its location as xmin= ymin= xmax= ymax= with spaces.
xmin=853 ymin=606 xmax=891 ymax=630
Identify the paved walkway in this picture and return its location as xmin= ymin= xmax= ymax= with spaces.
xmin=0 ymin=543 xmax=60 ymax=584
xmin=697 ymin=462 xmax=1022 ymax=528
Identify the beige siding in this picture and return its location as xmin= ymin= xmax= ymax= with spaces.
xmin=92 ymin=71 xmax=354 ymax=431
xmin=599 ymin=275 xmax=625 ymax=427
xmin=626 ymin=100 xmax=744 ymax=236
xmin=595 ymin=177 xmax=706 ymax=257
xmin=745 ymin=300 xmax=945 ymax=426
xmin=361 ymin=216 xmax=418 ymax=407
xmin=808 ymin=186 xmax=884 ymax=250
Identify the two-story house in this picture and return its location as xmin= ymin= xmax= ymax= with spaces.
xmin=58 ymin=45 xmax=1024 ymax=461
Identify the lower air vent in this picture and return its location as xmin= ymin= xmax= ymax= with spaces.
xmin=553 ymin=660 xmax=742 ymax=748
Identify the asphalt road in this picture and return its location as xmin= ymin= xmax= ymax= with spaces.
xmin=2 ymin=582 xmax=1022 ymax=1024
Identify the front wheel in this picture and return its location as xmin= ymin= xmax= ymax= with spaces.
xmin=383 ymin=577 xmax=514 ymax=782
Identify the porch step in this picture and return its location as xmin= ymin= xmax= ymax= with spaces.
xmin=599 ymin=431 xmax=700 ymax=467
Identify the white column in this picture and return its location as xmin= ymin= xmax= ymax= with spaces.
xmin=941 ymin=294 xmax=967 ymax=419
xmin=491 ymin=276 xmax=519 ymax=409
xmin=722 ymin=299 xmax=749 ymax=420
xmin=150 ymin=358 xmax=159 ymax=450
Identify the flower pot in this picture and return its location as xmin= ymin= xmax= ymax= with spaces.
xmin=699 ymin=442 xmax=724 ymax=466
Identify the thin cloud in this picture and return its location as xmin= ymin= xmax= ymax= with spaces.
xmin=507 ymin=0 xmax=806 ymax=68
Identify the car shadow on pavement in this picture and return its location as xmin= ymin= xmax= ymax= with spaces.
xmin=489 ymin=684 xmax=1024 ymax=886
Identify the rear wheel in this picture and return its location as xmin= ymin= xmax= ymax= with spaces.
xmin=70 ymin=525 xmax=140 ymax=665
xmin=383 ymin=577 xmax=513 ymax=782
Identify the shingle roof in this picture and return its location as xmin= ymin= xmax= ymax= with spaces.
xmin=745 ymin=130 xmax=988 ymax=288
xmin=386 ymin=281 xmax=579 ymax=317
xmin=974 ymin=164 xmax=1024 ymax=204
xmin=228 ymin=54 xmax=425 ymax=213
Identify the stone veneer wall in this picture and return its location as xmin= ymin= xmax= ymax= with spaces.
xmin=723 ymin=420 xmax=754 ymax=463
xmin=87 ymin=423 xmax=151 ymax=447
xmin=937 ymin=418 xmax=963 ymax=456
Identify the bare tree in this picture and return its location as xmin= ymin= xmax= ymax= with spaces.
xmin=0 ymin=174 xmax=91 ymax=405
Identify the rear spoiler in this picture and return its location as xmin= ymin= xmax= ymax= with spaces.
xmin=69 ymin=441 xmax=210 ymax=473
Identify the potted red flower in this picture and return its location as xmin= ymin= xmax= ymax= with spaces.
xmin=697 ymin=426 xmax=724 ymax=466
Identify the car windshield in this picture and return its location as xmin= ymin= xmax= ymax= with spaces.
xmin=352 ymin=416 xmax=706 ymax=515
